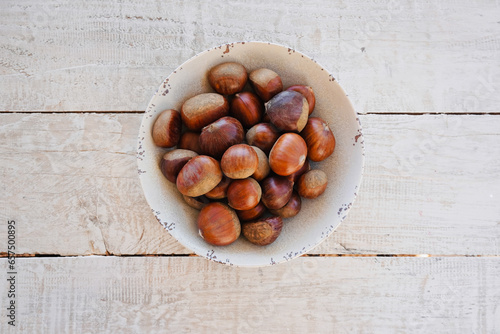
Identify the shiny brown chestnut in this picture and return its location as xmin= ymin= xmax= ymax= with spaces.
xmin=176 ymin=155 xmax=223 ymax=197
xmin=160 ymin=149 xmax=198 ymax=183
xmin=205 ymin=176 xmax=232 ymax=199
xmin=230 ymin=92 xmax=263 ymax=128
xmin=246 ymin=123 xmax=280 ymax=154
xmin=286 ymin=85 xmax=316 ymax=115
xmin=270 ymin=190 xmax=301 ymax=218
xmin=183 ymin=195 xmax=211 ymax=210
xmin=236 ymin=202 xmax=267 ymax=222
xmin=260 ymin=175 xmax=293 ymax=210
xmin=297 ymin=169 xmax=328 ymax=199
xmin=286 ymin=160 xmax=310 ymax=184
xmin=250 ymin=146 xmax=270 ymax=181
xmin=226 ymin=178 xmax=262 ymax=211
xmin=197 ymin=202 xmax=241 ymax=246
xmin=269 ymin=133 xmax=308 ymax=176
xmin=181 ymin=93 xmax=229 ymax=131
xmin=199 ymin=116 xmax=244 ymax=159
xmin=178 ymin=131 xmax=203 ymax=154
xmin=152 ymin=109 xmax=182 ymax=148
xmin=262 ymin=112 xmax=271 ymax=123
xmin=301 ymin=117 xmax=336 ymax=162
xmin=242 ymin=216 xmax=283 ymax=246
xmin=208 ymin=62 xmax=248 ymax=95
xmin=265 ymin=90 xmax=309 ymax=132
xmin=221 ymin=144 xmax=259 ymax=179
xmin=248 ymin=68 xmax=283 ymax=102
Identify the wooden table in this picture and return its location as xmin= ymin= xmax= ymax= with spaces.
xmin=1 ymin=1 xmax=499 ymax=332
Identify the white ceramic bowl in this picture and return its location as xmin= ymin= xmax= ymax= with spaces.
xmin=138 ymin=42 xmax=364 ymax=266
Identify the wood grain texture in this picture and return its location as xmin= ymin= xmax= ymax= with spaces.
xmin=1 ymin=113 xmax=499 ymax=256
xmin=1 ymin=256 xmax=499 ymax=333
xmin=0 ymin=0 xmax=499 ymax=112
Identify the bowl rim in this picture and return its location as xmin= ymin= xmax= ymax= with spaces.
xmin=138 ymin=41 xmax=365 ymax=267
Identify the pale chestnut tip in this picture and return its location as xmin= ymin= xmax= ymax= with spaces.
xmin=248 ymin=68 xmax=283 ymax=102
xmin=208 ymin=62 xmax=248 ymax=95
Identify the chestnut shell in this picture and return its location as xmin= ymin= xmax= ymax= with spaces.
xmin=230 ymin=91 xmax=263 ymax=128
xmin=221 ymin=144 xmax=259 ymax=179
xmin=236 ymin=202 xmax=267 ymax=222
xmin=181 ymin=93 xmax=229 ymax=131
xmin=286 ymin=85 xmax=316 ymax=115
xmin=183 ymin=195 xmax=211 ymax=210
xmin=208 ymin=62 xmax=248 ymax=95
xmin=251 ymin=146 xmax=271 ymax=181
xmin=176 ymin=155 xmax=223 ymax=197
xmin=265 ymin=90 xmax=309 ymax=132
xmin=248 ymin=68 xmax=283 ymax=102
xmin=197 ymin=202 xmax=241 ymax=246
xmin=269 ymin=133 xmax=308 ymax=176
xmin=246 ymin=123 xmax=280 ymax=154
xmin=260 ymin=175 xmax=293 ymax=210
xmin=160 ymin=149 xmax=198 ymax=183
xmin=226 ymin=178 xmax=262 ymax=211
xmin=297 ymin=169 xmax=328 ymax=199
xmin=199 ymin=116 xmax=244 ymax=159
xmin=178 ymin=131 xmax=203 ymax=155
xmin=242 ymin=216 xmax=283 ymax=246
xmin=205 ymin=176 xmax=232 ymax=199
xmin=269 ymin=190 xmax=302 ymax=218
xmin=301 ymin=117 xmax=336 ymax=162
xmin=152 ymin=109 xmax=182 ymax=148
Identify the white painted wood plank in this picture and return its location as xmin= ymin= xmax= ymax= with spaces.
xmin=0 ymin=113 xmax=499 ymax=256
xmin=0 ymin=0 xmax=499 ymax=112
xmin=0 ymin=256 xmax=499 ymax=333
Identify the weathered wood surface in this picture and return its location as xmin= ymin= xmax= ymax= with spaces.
xmin=1 ymin=0 xmax=499 ymax=112
xmin=1 ymin=256 xmax=499 ymax=333
xmin=1 ymin=113 xmax=498 ymax=256
xmin=1 ymin=1 xmax=499 ymax=332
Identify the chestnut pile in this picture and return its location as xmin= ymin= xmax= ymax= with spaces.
xmin=153 ymin=62 xmax=335 ymax=247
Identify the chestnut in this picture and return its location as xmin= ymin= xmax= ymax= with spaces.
xmin=181 ymin=93 xmax=229 ymax=131
xmin=301 ymin=117 xmax=336 ymax=162
xmin=260 ymin=175 xmax=293 ymax=210
xmin=183 ymin=195 xmax=211 ymax=210
xmin=248 ymin=68 xmax=283 ymax=102
xmin=221 ymin=144 xmax=258 ymax=179
xmin=246 ymin=123 xmax=280 ymax=154
xmin=152 ymin=109 xmax=182 ymax=148
xmin=286 ymin=159 xmax=310 ymax=184
xmin=226 ymin=178 xmax=262 ymax=211
xmin=297 ymin=169 xmax=328 ymax=199
xmin=199 ymin=116 xmax=244 ymax=159
xmin=176 ymin=155 xmax=223 ymax=197
xmin=269 ymin=133 xmax=307 ymax=176
xmin=250 ymin=146 xmax=270 ymax=181
xmin=265 ymin=90 xmax=309 ymax=132
xmin=208 ymin=62 xmax=248 ymax=95
xmin=236 ymin=202 xmax=267 ymax=222
xmin=197 ymin=202 xmax=241 ymax=246
xmin=270 ymin=190 xmax=301 ymax=218
xmin=205 ymin=175 xmax=232 ymax=199
xmin=178 ymin=131 xmax=203 ymax=154
xmin=262 ymin=112 xmax=271 ymax=123
xmin=242 ymin=216 xmax=283 ymax=246
xmin=286 ymin=85 xmax=316 ymax=115
xmin=160 ymin=149 xmax=198 ymax=183
xmin=230 ymin=92 xmax=263 ymax=128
